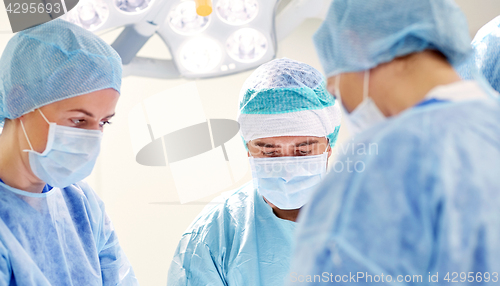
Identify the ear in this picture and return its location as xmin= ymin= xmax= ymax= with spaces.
xmin=247 ymin=152 xmax=250 ymax=157
xmin=327 ymin=145 xmax=332 ymax=159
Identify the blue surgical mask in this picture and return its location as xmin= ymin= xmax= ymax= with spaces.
xmin=20 ymin=109 xmax=103 ymax=188
xmin=249 ymin=152 xmax=328 ymax=210
xmin=336 ymin=71 xmax=386 ymax=135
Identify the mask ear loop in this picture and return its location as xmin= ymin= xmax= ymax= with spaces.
xmin=19 ymin=118 xmax=34 ymax=151
xmin=37 ymin=109 xmax=51 ymax=124
xmin=363 ymin=70 xmax=370 ymax=99
xmin=324 ymin=138 xmax=330 ymax=154
xmin=19 ymin=109 xmax=51 ymax=152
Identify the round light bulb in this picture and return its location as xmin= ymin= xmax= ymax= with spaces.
xmin=216 ymin=0 xmax=258 ymax=26
xmin=226 ymin=28 xmax=267 ymax=63
xmin=64 ymin=0 xmax=109 ymax=31
xmin=127 ymin=0 xmax=144 ymax=8
xmin=79 ymin=3 xmax=98 ymax=24
xmin=115 ymin=0 xmax=151 ymax=13
xmin=169 ymin=1 xmax=210 ymax=36
xmin=180 ymin=38 xmax=222 ymax=73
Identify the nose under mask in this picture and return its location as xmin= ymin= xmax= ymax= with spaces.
xmin=249 ymin=149 xmax=329 ymax=210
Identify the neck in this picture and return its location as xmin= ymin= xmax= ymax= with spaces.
xmin=263 ymin=197 xmax=299 ymax=222
xmin=0 ymin=121 xmax=45 ymax=193
xmin=374 ymin=51 xmax=462 ymax=116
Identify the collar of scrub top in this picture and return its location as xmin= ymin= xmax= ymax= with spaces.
xmin=0 ymin=178 xmax=52 ymax=193
xmin=414 ymin=98 xmax=447 ymax=107
xmin=414 ymin=80 xmax=490 ymax=108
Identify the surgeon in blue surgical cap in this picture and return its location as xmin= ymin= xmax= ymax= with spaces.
xmin=458 ymin=16 xmax=500 ymax=93
xmin=0 ymin=20 xmax=138 ymax=285
xmin=167 ymin=58 xmax=342 ymax=286
xmin=288 ymin=1 xmax=500 ymax=285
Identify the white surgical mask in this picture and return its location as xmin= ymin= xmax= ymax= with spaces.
xmin=249 ymin=150 xmax=328 ymax=210
xmin=335 ymin=71 xmax=386 ymax=135
xmin=20 ymin=109 xmax=103 ymax=188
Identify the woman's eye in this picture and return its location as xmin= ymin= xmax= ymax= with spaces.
xmin=71 ymin=119 xmax=85 ymax=125
xmin=263 ymin=151 xmax=279 ymax=156
xmin=100 ymin=120 xmax=112 ymax=127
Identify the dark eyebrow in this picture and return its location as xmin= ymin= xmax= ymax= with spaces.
xmin=255 ymin=142 xmax=280 ymax=148
xmin=254 ymin=140 xmax=320 ymax=148
xmin=295 ymin=140 xmax=319 ymax=147
xmin=68 ymin=109 xmax=94 ymax=117
xmin=68 ymin=109 xmax=115 ymax=119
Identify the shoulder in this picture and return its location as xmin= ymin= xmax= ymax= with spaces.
xmin=63 ymin=181 xmax=102 ymax=204
xmin=62 ymin=181 xmax=106 ymax=221
xmin=174 ymin=182 xmax=258 ymax=268
xmin=314 ymin=106 xmax=446 ymax=209
xmin=340 ymin=108 xmax=434 ymax=166
xmin=316 ymin=98 xmax=500 ymax=206
xmin=352 ymin=98 xmax=500 ymax=157
xmin=183 ymin=182 xmax=256 ymax=237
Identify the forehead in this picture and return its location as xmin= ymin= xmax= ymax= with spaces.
xmin=250 ymin=136 xmax=327 ymax=146
xmin=44 ymin=89 xmax=119 ymax=111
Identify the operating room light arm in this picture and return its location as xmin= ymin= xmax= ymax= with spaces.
xmin=109 ymin=0 xmax=332 ymax=79
xmin=122 ymin=57 xmax=180 ymax=79
xmin=275 ymin=0 xmax=332 ymax=41
xmin=111 ymin=0 xmax=173 ymax=65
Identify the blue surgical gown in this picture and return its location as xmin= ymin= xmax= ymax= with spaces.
xmin=168 ymin=182 xmax=296 ymax=286
xmin=288 ymin=81 xmax=500 ymax=285
xmin=0 ymin=180 xmax=138 ymax=285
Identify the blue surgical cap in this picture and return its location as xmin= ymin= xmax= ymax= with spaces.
xmin=0 ymin=19 xmax=122 ymax=124
xmin=458 ymin=16 xmax=500 ymax=92
xmin=314 ymin=0 xmax=472 ymax=77
xmin=237 ymin=58 xmax=341 ymax=148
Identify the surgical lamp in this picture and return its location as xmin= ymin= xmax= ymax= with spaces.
xmin=63 ymin=0 xmax=330 ymax=79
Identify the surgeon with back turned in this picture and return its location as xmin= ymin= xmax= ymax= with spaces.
xmin=167 ymin=58 xmax=342 ymax=286
xmin=0 ymin=19 xmax=138 ymax=285
xmin=288 ymin=0 xmax=500 ymax=285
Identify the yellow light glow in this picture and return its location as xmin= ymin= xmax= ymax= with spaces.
xmin=195 ymin=0 xmax=212 ymax=16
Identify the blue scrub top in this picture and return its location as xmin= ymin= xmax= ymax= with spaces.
xmin=288 ymin=81 xmax=500 ymax=286
xmin=0 ymin=180 xmax=139 ymax=286
xmin=168 ymin=182 xmax=297 ymax=286
xmin=414 ymin=98 xmax=447 ymax=107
